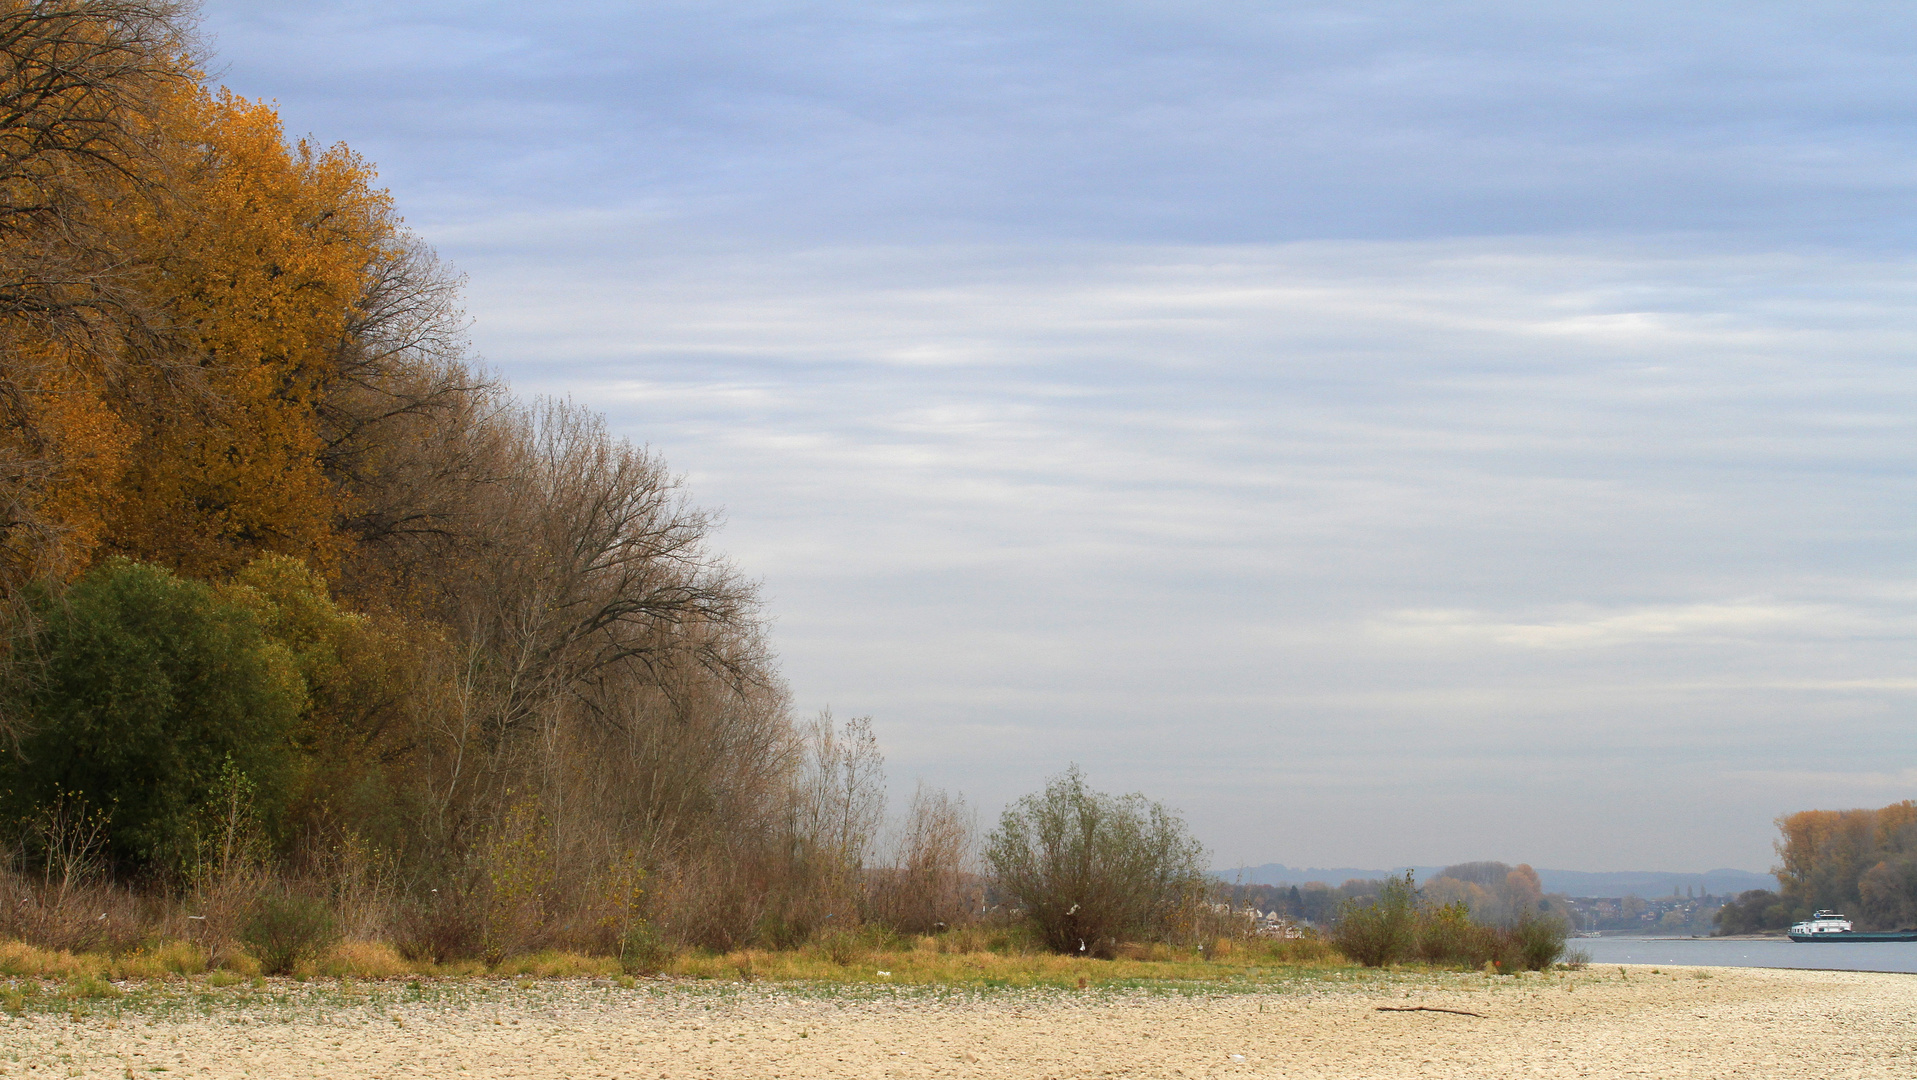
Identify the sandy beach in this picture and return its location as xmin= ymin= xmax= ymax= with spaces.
xmin=5 ymin=964 xmax=1913 ymax=1078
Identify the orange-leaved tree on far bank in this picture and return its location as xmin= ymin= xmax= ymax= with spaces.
xmin=1775 ymin=801 xmax=1917 ymax=929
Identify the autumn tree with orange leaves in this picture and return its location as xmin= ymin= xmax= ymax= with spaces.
xmin=99 ymin=87 xmax=397 ymax=579
xmin=0 ymin=1 xmax=191 ymax=590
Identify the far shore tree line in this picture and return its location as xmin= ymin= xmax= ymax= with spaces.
xmin=1217 ymin=863 xmax=1575 ymax=972
xmin=1302 ymin=795 xmax=1917 ymax=942
xmin=1714 ymin=801 xmax=1917 ymax=934
xmin=1223 ymin=861 xmax=1571 ymax=929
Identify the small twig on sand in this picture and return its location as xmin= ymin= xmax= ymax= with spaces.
xmin=1376 ymin=1006 xmax=1485 ymax=1018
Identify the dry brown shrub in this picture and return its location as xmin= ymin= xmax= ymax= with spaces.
xmin=1248 ymin=936 xmax=1339 ymax=963
xmin=925 ymin=919 xmax=1040 ymax=955
xmin=648 ymin=846 xmax=777 ymax=952
xmin=866 ymin=784 xmax=976 ymax=934
xmin=0 ymin=868 xmax=153 ymax=954
xmin=390 ymin=883 xmax=485 ymax=963
xmin=182 ymin=863 xmax=274 ymax=971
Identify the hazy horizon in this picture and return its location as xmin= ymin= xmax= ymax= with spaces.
xmin=1219 ymin=860 xmax=1774 ymax=875
xmin=202 ymin=2 xmax=1917 ymax=872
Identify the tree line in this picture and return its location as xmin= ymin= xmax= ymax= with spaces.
xmin=0 ymin=0 xmax=919 ymax=960
xmin=1224 ymin=861 xmax=1566 ymax=928
xmin=1716 ymin=801 xmax=1917 ymax=933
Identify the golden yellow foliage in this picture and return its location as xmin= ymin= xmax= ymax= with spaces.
xmin=0 ymin=3 xmax=194 ymax=593
xmin=0 ymin=331 xmax=129 ymax=584
xmin=101 ymin=86 xmax=399 ymax=579
xmin=1 ymin=69 xmax=409 ymax=591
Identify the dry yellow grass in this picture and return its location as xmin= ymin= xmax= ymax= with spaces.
xmin=0 ymin=932 xmax=1343 ymax=990
xmin=490 ymin=951 xmax=623 ymax=978
xmin=0 ymin=939 xmax=214 ymax=980
xmin=0 ymin=940 xmax=100 ymax=979
xmin=666 ymin=935 xmax=1341 ymax=988
xmin=317 ymin=940 xmax=413 ymax=978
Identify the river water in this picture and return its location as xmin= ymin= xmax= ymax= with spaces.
xmin=1572 ymin=935 xmax=1917 ymax=973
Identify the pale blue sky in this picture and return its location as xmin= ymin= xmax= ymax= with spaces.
xmin=203 ymin=1 xmax=1917 ymax=872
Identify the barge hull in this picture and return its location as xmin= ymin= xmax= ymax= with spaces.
xmin=1789 ymin=931 xmax=1917 ymax=942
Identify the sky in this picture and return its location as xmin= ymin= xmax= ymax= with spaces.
xmin=199 ymin=1 xmax=1917 ymax=873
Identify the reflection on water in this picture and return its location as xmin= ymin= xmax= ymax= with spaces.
xmin=1573 ymin=936 xmax=1917 ymax=974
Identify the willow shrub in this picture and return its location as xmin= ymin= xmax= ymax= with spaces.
xmin=1510 ymin=912 xmax=1569 ymax=969
xmin=985 ymin=766 xmax=1208 ymax=957
xmin=1333 ymin=871 xmax=1421 ymax=966
xmin=242 ymin=894 xmax=339 ymax=976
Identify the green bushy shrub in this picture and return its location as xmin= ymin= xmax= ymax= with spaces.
xmin=809 ymin=926 xmax=870 ymax=966
xmin=241 ymin=894 xmax=338 ymax=975
xmin=1333 ymin=872 xmax=1420 ymax=966
xmin=1335 ymin=873 xmax=1569 ymax=971
xmin=2 ymin=559 xmax=305 ymax=871
xmin=1413 ymin=901 xmax=1514 ymax=968
xmin=985 ymin=766 xmax=1208 ymax=957
xmin=619 ymin=920 xmax=673 ymax=974
xmin=1511 ymin=912 xmax=1569 ymax=970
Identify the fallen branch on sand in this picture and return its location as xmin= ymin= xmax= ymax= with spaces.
xmin=1376 ymin=1006 xmax=1485 ymax=1018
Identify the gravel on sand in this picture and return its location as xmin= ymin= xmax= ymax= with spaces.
xmin=6 ymin=964 xmax=1914 ymax=1078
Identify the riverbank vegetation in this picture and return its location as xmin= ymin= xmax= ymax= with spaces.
xmin=0 ymin=2 xmax=1247 ymax=978
xmin=1332 ymin=872 xmax=1570 ymax=971
xmin=0 ymin=3 xmax=1587 ymax=987
xmin=0 ymin=928 xmax=1345 ymax=997
xmin=0 ymin=0 xmax=972 ymax=968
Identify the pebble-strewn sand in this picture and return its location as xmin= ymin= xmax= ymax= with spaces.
xmin=6 ymin=965 xmax=1915 ymax=1078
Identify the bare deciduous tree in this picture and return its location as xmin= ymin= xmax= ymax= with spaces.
xmin=868 ymin=782 xmax=976 ymax=933
xmin=320 ymin=366 xmax=797 ymax=950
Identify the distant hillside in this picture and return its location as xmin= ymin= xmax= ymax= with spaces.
xmin=1534 ymin=868 xmax=1777 ymax=898
xmin=1218 ymin=863 xmax=1777 ymax=898
xmin=1217 ymin=864 xmax=1446 ymax=888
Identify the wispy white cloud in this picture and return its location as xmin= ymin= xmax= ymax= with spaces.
xmin=1376 ymin=601 xmax=1860 ymax=650
xmin=1725 ymin=768 xmax=1917 ymax=794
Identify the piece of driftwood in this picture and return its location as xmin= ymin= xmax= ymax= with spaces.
xmin=1375 ymin=1005 xmax=1485 ymax=1018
